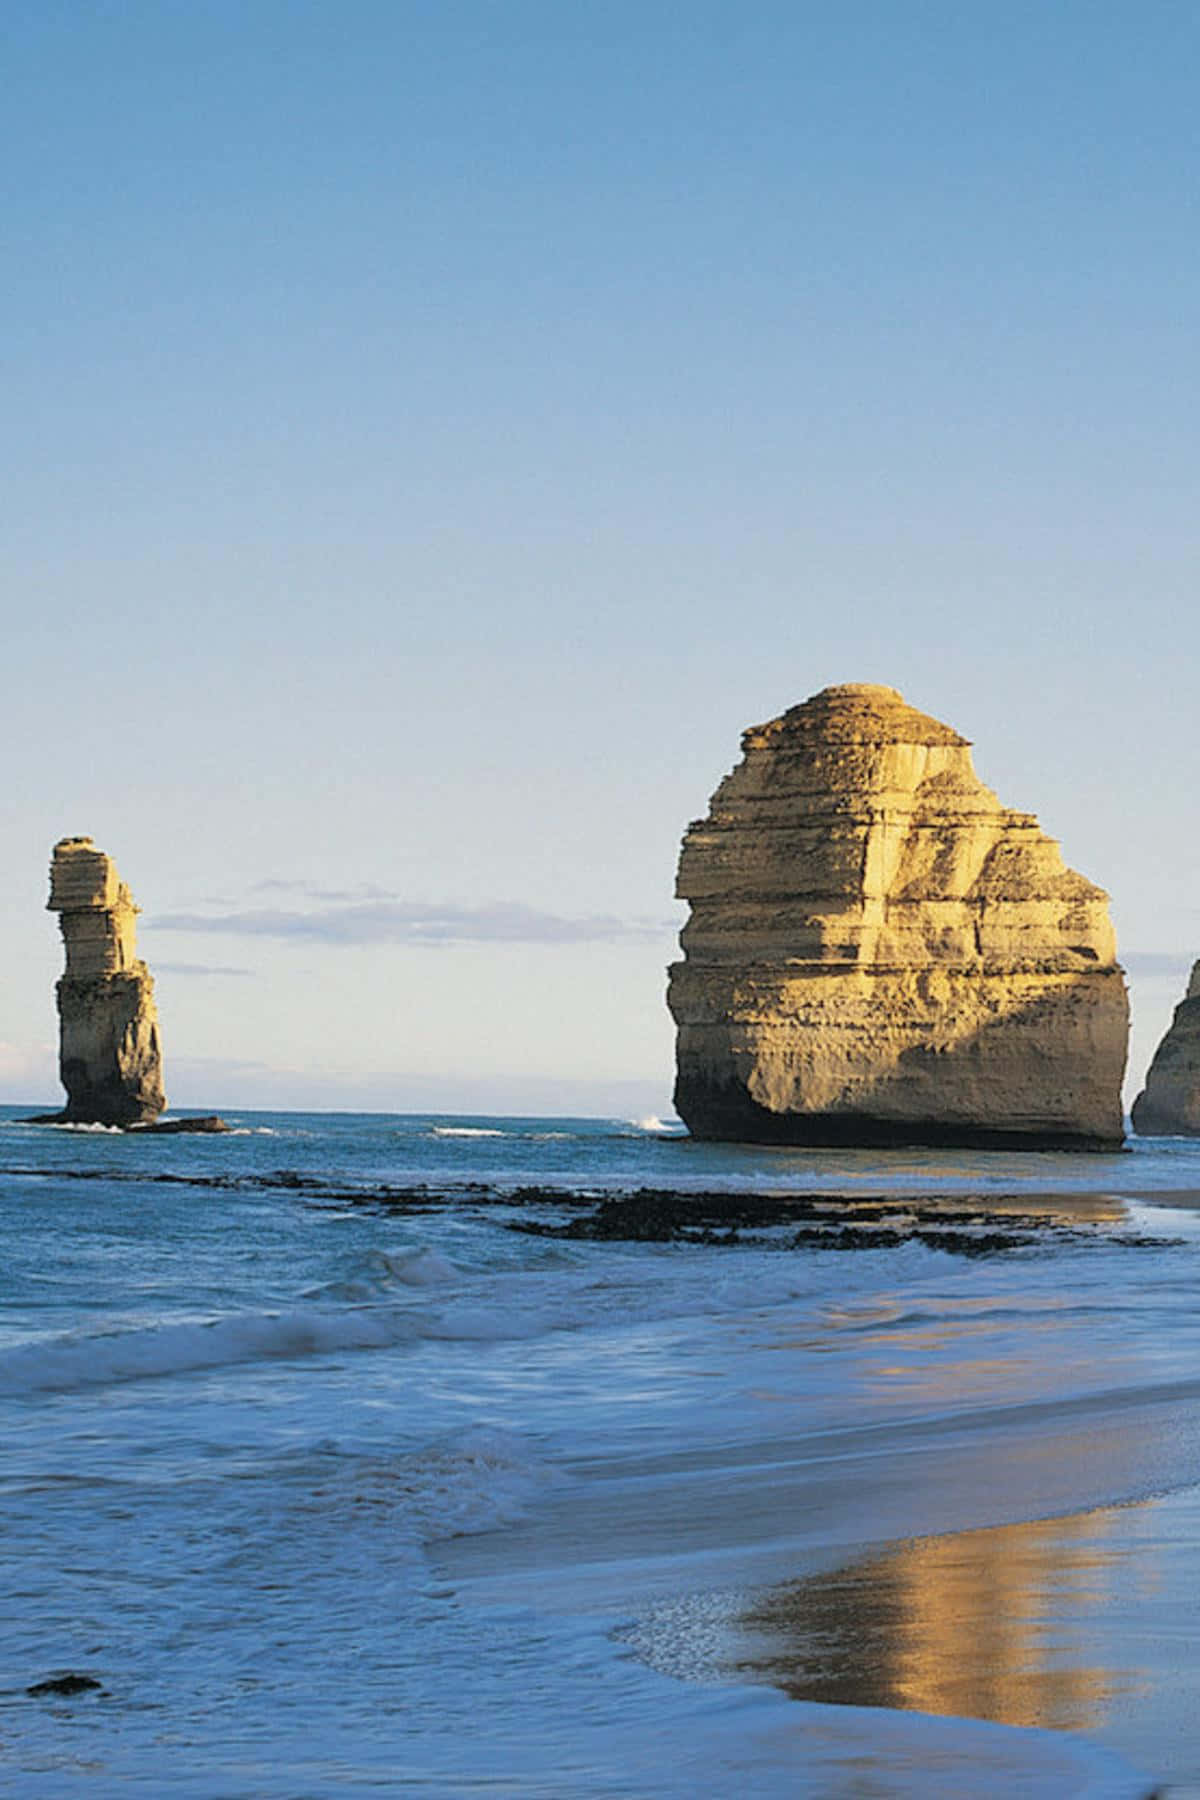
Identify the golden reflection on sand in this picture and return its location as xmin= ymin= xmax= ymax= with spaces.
xmin=735 ymin=1506 xmax=1144 ymax=1732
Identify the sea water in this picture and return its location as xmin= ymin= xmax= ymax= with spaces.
xmin=4 ymin=1107 xmax=1200 ymax=1796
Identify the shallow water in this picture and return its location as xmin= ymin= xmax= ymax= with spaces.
xmin=3 ymin=1106 xmax=1199 ymax=1795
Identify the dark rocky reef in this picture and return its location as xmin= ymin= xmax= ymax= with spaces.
xmin=26 ymin=1673 xmax=104 ymax=1698
xmin=0 ymin=1163 xmax=1166 ymax=1253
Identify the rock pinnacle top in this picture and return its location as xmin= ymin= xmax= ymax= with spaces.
xmin=745 ymin=682 xmax=969 ymax=750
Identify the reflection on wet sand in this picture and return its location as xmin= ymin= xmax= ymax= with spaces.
xmin=734 ymin=1506 xmax=1143 ymax=1731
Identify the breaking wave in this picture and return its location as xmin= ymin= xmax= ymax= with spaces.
xmin=24 ymin=1120 xmax=124 ymax=1134
xmin=0 ymin=1306 xmax=428 ymax=1397
xmin=0 ymin=1243 xmax=462 ymax=1397
xmin=629 ymin=1116 xmax=686 ymax=1136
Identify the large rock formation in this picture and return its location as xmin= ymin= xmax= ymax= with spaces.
xmin=667 ymin=684 xmax=1128 ymax=1149
xmin=45 ymin=837 xmax=166 ymax=1126
xmin=1131 ymin=964 xmax=1200 ymax=1135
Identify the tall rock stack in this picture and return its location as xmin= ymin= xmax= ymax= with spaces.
xmin=667 ymin=684 xmax=1128 ymax=1149
xmin=47 ymin=837 xmax=166 ymax=1126
xmin=1131 ymin=963 xmax=1200 ymax=1135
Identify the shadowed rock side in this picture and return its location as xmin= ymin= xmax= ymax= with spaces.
xmin=1131 ymin=962 xmax=1200 ymax=1135
xmin=667 ymin=684 xmax=1128 ymax=1150
xmin=45 ymin=837 xmax=166 ymax=1126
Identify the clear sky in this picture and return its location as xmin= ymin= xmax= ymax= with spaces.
xmin=3 ymin=2 xmax=1197 ymax=1116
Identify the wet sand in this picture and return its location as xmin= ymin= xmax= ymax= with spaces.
xmin=627 ymin=1491 xmax=1200 ymax=1790
xmin=440 ymin=1421 xmax=1198 ymax=1790
xmin=436 ymin=1188 xmax=1200 ymax=1793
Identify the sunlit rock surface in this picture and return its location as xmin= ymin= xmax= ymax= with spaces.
xmin=1131 ymin=963 xmax=1200 ymax=1136
xmin=667 ymin=684 xmax=1128 ymax=1149
xmin=46 ymin=837 xmax=166 ymax=1126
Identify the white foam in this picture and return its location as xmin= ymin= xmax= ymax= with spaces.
xmin=40 ymin=1120 xmax=124 ymax=1134
xmin=431 ymin=1126 xmax=505 ymax=1138
xmin=396 ymin=1423 xmax=565 ymax=1544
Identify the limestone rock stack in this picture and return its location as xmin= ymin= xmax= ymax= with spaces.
xmin=1131 ymin=964 xmax=1200 ymax=1135
xmin=46 ymin=837 xmax=166 ymax=1126
xmin=667 ymin=684 xmax=1128 ymax=1149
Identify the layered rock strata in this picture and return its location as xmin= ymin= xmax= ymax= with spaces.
xmin=1131 ymin=964 xmax=1200 ymax=1136
xmin=45 ymin=837 xmax=166 ymax=1126
xmin=667 ymin=684 xmax=1129 ymax=1149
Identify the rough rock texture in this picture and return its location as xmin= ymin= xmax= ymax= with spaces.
xmin=1131 ymin=963 xmax=1200 ymax=1136
xmin=46 ymin=837 xmax=165 ymax=1126
xmin=667 ymin=684 xmax=1129 ymax=1149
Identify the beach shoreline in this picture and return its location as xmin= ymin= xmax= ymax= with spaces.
xmin=433 ymin=1180 xmax=1200 ymax=1795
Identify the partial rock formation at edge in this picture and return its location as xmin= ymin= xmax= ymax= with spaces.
xmin=1131 ymin=963 xmax=1200 ymax=1136
xmin=43 ymin=837 xmax=166 ymax=1126
xmin=667 ymin=683 xmax=1129 ymax=1150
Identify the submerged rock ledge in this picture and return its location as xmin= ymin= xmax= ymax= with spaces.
xmin=0 ymin=1164 xmax=1164 ymax=1254
xmin=668 ymin=684 xmax=1129 ymax=1151
xmin=22 ymin=1112 xmax=231 ymax=1134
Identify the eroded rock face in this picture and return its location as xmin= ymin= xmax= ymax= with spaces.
xmin=47 ymin=837 xmax=165 ymax=1126
xmin=1131 ymin=964 xmax=1200 ymax=1136
xmin=667 ymin=684 xmax=1128 ymax=1149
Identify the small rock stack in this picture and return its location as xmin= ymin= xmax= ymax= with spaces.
xmin=47 ymin=837 xmax=166 ymax=1126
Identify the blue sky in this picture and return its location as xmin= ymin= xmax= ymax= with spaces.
xmin=3 ymin=2 xmax=1197 ymax=1113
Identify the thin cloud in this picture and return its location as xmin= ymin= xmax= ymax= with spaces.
xmin=153 ymin=899 xmax=677 ymax=947
xmin=251 ymin=879 xmax=396 ymax=902
xmin=155 ymin=961 xmax=257 ymax=978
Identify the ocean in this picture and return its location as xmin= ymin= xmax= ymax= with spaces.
xmin=4 ymin=1105 xmax=1200 ymax=1797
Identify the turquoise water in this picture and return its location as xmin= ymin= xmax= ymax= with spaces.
xmin=3 ymin=1107 xmax=1198 ymax=1796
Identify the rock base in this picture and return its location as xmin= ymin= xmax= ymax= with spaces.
xmin=673 ymin=1083 xmax=1124 ymax=1152
xmin=23 ymin=1113 xmax=230 ymax=1134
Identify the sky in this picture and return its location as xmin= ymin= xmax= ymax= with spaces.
xmin=3 ymin=1 xmax=1197 ymax=1117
